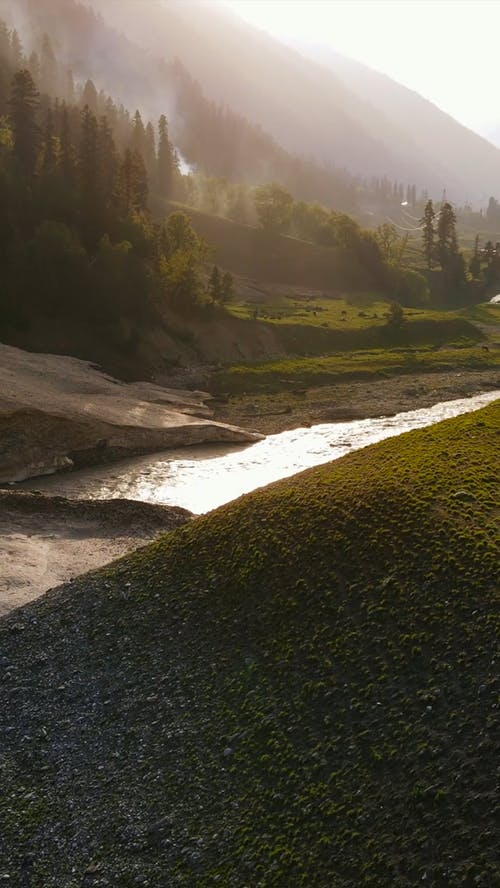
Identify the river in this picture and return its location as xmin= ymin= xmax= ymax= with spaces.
xmin=19 ymin=391 xmax=499 ymax=514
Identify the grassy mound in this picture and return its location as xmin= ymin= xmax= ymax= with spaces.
xmin=1 ymin=403 xmax=499 ymax=886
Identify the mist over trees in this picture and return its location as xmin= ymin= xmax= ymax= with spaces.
xmin=0 ymin=0 xmax=498 ymax=377
xmin=0 ymin=19 xmax=220 ymax=365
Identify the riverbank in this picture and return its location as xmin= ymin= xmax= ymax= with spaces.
xmin=0 ymin=491 xmax=192 ymax=615
xmin=211 ymin=368 xmax=500 ymax=434
xmin=1 ymin=404 xmax=498 ymax=885
xmin=0 ymin=344 xmax=262 ymax=484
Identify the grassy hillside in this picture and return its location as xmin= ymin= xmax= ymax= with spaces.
xmin=170 ymin=202 xmax=375 ymax=291
xmin=1 ymin=402 xmax=499 ymax=885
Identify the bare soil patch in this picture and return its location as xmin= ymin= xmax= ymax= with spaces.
xmin=0 ymin=491 xmax=191 ymax=615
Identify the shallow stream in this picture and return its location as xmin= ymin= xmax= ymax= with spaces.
xmin=19 ymin=391 xmax=499 ymax=514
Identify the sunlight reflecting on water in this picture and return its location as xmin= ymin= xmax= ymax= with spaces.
xmin=19 ymin=391 xmax=499 ymax=513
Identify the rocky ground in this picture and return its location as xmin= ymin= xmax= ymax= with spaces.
xmin=0 ymin=404 xmax=498 ymax=886
xmin=211 ymin=368 xmax=500 ymax=434
xmin=0 ymin=491 xmax=191 ymax=616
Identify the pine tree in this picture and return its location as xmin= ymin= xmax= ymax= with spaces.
xmin=10 ymin=29 xmax=23 ymax=69
xmin=28 ymin=51 xmax=40 ymax=86
xmin=97 ymin=115 xmax=117 ymax=209
xmin=9 ymin=69 xmax=40 ymax=177
xmin=39 ymin=33 xmax=58 ymax=96
xmin=79 ymin=104 xmax=100 ymax=247
xmin=59 ymin=102 xmax=76 ymax=184
xmin=158 ymin=114 xmax=175 ymax=201
xmin=42 ymin=105 xmax=56 ymax=174
xmin=437 ymin=202 xmax=458 ymax=267
xmin=421 ymin=199 xmax=436 ymax=269
xmin=81 ymin=79 xmax=98 ymax=115
xmin=131 ymin=110 xmax=146 ymax=156
xmin=469 ymin=234 xmax=481 ymax=279
xmin=117 ymin=148 xmax=148 ymax=216
xmin=65 ymin=68 xmax=75 ymax=104
xmin=144 ymin=121 xmax=156 ymax=183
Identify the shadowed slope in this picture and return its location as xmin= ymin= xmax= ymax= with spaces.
xmin=0 ymin=402 xmax=499 ymax=885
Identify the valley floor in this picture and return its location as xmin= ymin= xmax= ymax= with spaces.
xmin=212 ymin=367 xmax=500 ymax=434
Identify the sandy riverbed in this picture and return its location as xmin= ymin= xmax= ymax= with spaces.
xmin=0 ymin=492 xmax=191 ymax=615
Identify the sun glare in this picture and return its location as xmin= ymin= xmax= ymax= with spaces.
xmin=223 ymin=0 xmax=500 ymax=133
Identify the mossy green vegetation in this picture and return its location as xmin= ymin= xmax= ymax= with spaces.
xmin=0 ymin=403 xmax=499 ymax=885
xmin=211 ymin=344 xmax=498 ymax=395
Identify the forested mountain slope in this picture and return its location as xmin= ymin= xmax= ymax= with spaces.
xmin=0 ymin=0 xmax=358 ymax=210
xmin=5 ymin=0 xmax=500 ymax=207
xmin=91 ymin=0 xmax=500 ymax=205
xmin=295 ymin=42 xmax=500 ymax=207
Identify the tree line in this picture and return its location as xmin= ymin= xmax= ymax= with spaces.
xmin=0 ymin=25 xmax=235 ymax=364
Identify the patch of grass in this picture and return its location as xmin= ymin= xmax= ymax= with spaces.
xmin=0 ymin=403 xmax=499 ymax=885
xmin=210 ymin=345 xmax=498 ymax=394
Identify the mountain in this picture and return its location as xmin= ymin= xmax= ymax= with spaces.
xmin=92 ymin=0 xmax=500 ymax=206
xmin=482 ymin=122 xmax=500 ymax=149
xmin=291 ymin=41 xmax=500 ymax=206
xmin=4 ymin=0 xmax=499 ymax=207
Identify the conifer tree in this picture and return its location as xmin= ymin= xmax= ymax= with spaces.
xmin=10 ymin=29 xmax=23 ymax=69
xmin=421 ymin=199 xmax=436 ymax=269
xmin=158 ymin=113 xmax=175 ymax=201
xmin=437 ymin=201 xmax=458 ymax=266
xmin=144 ymin=121 xmax=156 ymax=182
xmin=65 ymin=68 xmax=75 ymax=104
xmin=131 ymin=109 xmax=146 ymax=157
xmin=79 ymin=104 xmax=100 ymax=247
xmin=81 ymin=79 xmax=98 ymax=115
xmin=28 ymin=51 xmax=40 ymax=85
xmin=117 ymin=148 xmax=148 ymax=216
xmin=42 ymin=105 xmax=56 ymax=174
xmin=39 ymin=34 xmax=58 ymax=96
xmin=59 ymin=102 xmax=76 ymax=184
xmin=469 ymin=234 xmax=481 ymax=279
xmin=97 ymin=116 xmax=117 ymax=208
xmin=9 ymin=69 xmax=40 ymax=177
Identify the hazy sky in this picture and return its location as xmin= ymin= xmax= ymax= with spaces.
xmin=223 ymin=0 xmax=500 ymax=137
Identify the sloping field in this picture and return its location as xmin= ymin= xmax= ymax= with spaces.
xmin=171 ymin=203 xmax=373 ymax=291
xmin=0 ymin=402 xmax=499 ymax=886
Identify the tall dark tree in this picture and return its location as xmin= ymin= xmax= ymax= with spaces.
xmin=9 ymin=69 xmax=40 ymax=177
xmin=158 ymin=113 xmax=175 ymax=201
xmin=469 ymin=234 xmax=481 ymax=279
xmin=79 ymin=104 xmax=100 ymax=247
xmin=117 ymin=148 xmax=148 ymax=216
xmin=437 ymin=202 xmax=466 ymax=294
xmin=97 ymin=115 xmax=117 ymax=209
xmin=42 ymin=105 xmax=56 ymax=174
xmin=131 ymin=109 xmax=146 ymax=156
xmin=39 ymin=33 xmax=58 ymax=96
xmin=421 ymin=199 xmax=436 ymax=269
xmin=59 ymin=102 xmax=76 ymax=184
xmin=437 ymin=201 xmax=458 ymax=267
xmin=10 ymin=29 xmax=23 ymax=69
xmin=144 ymin=120 xmax=156 ymax=182
xmin=81 ymin=79 xmax=98 ymax=115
